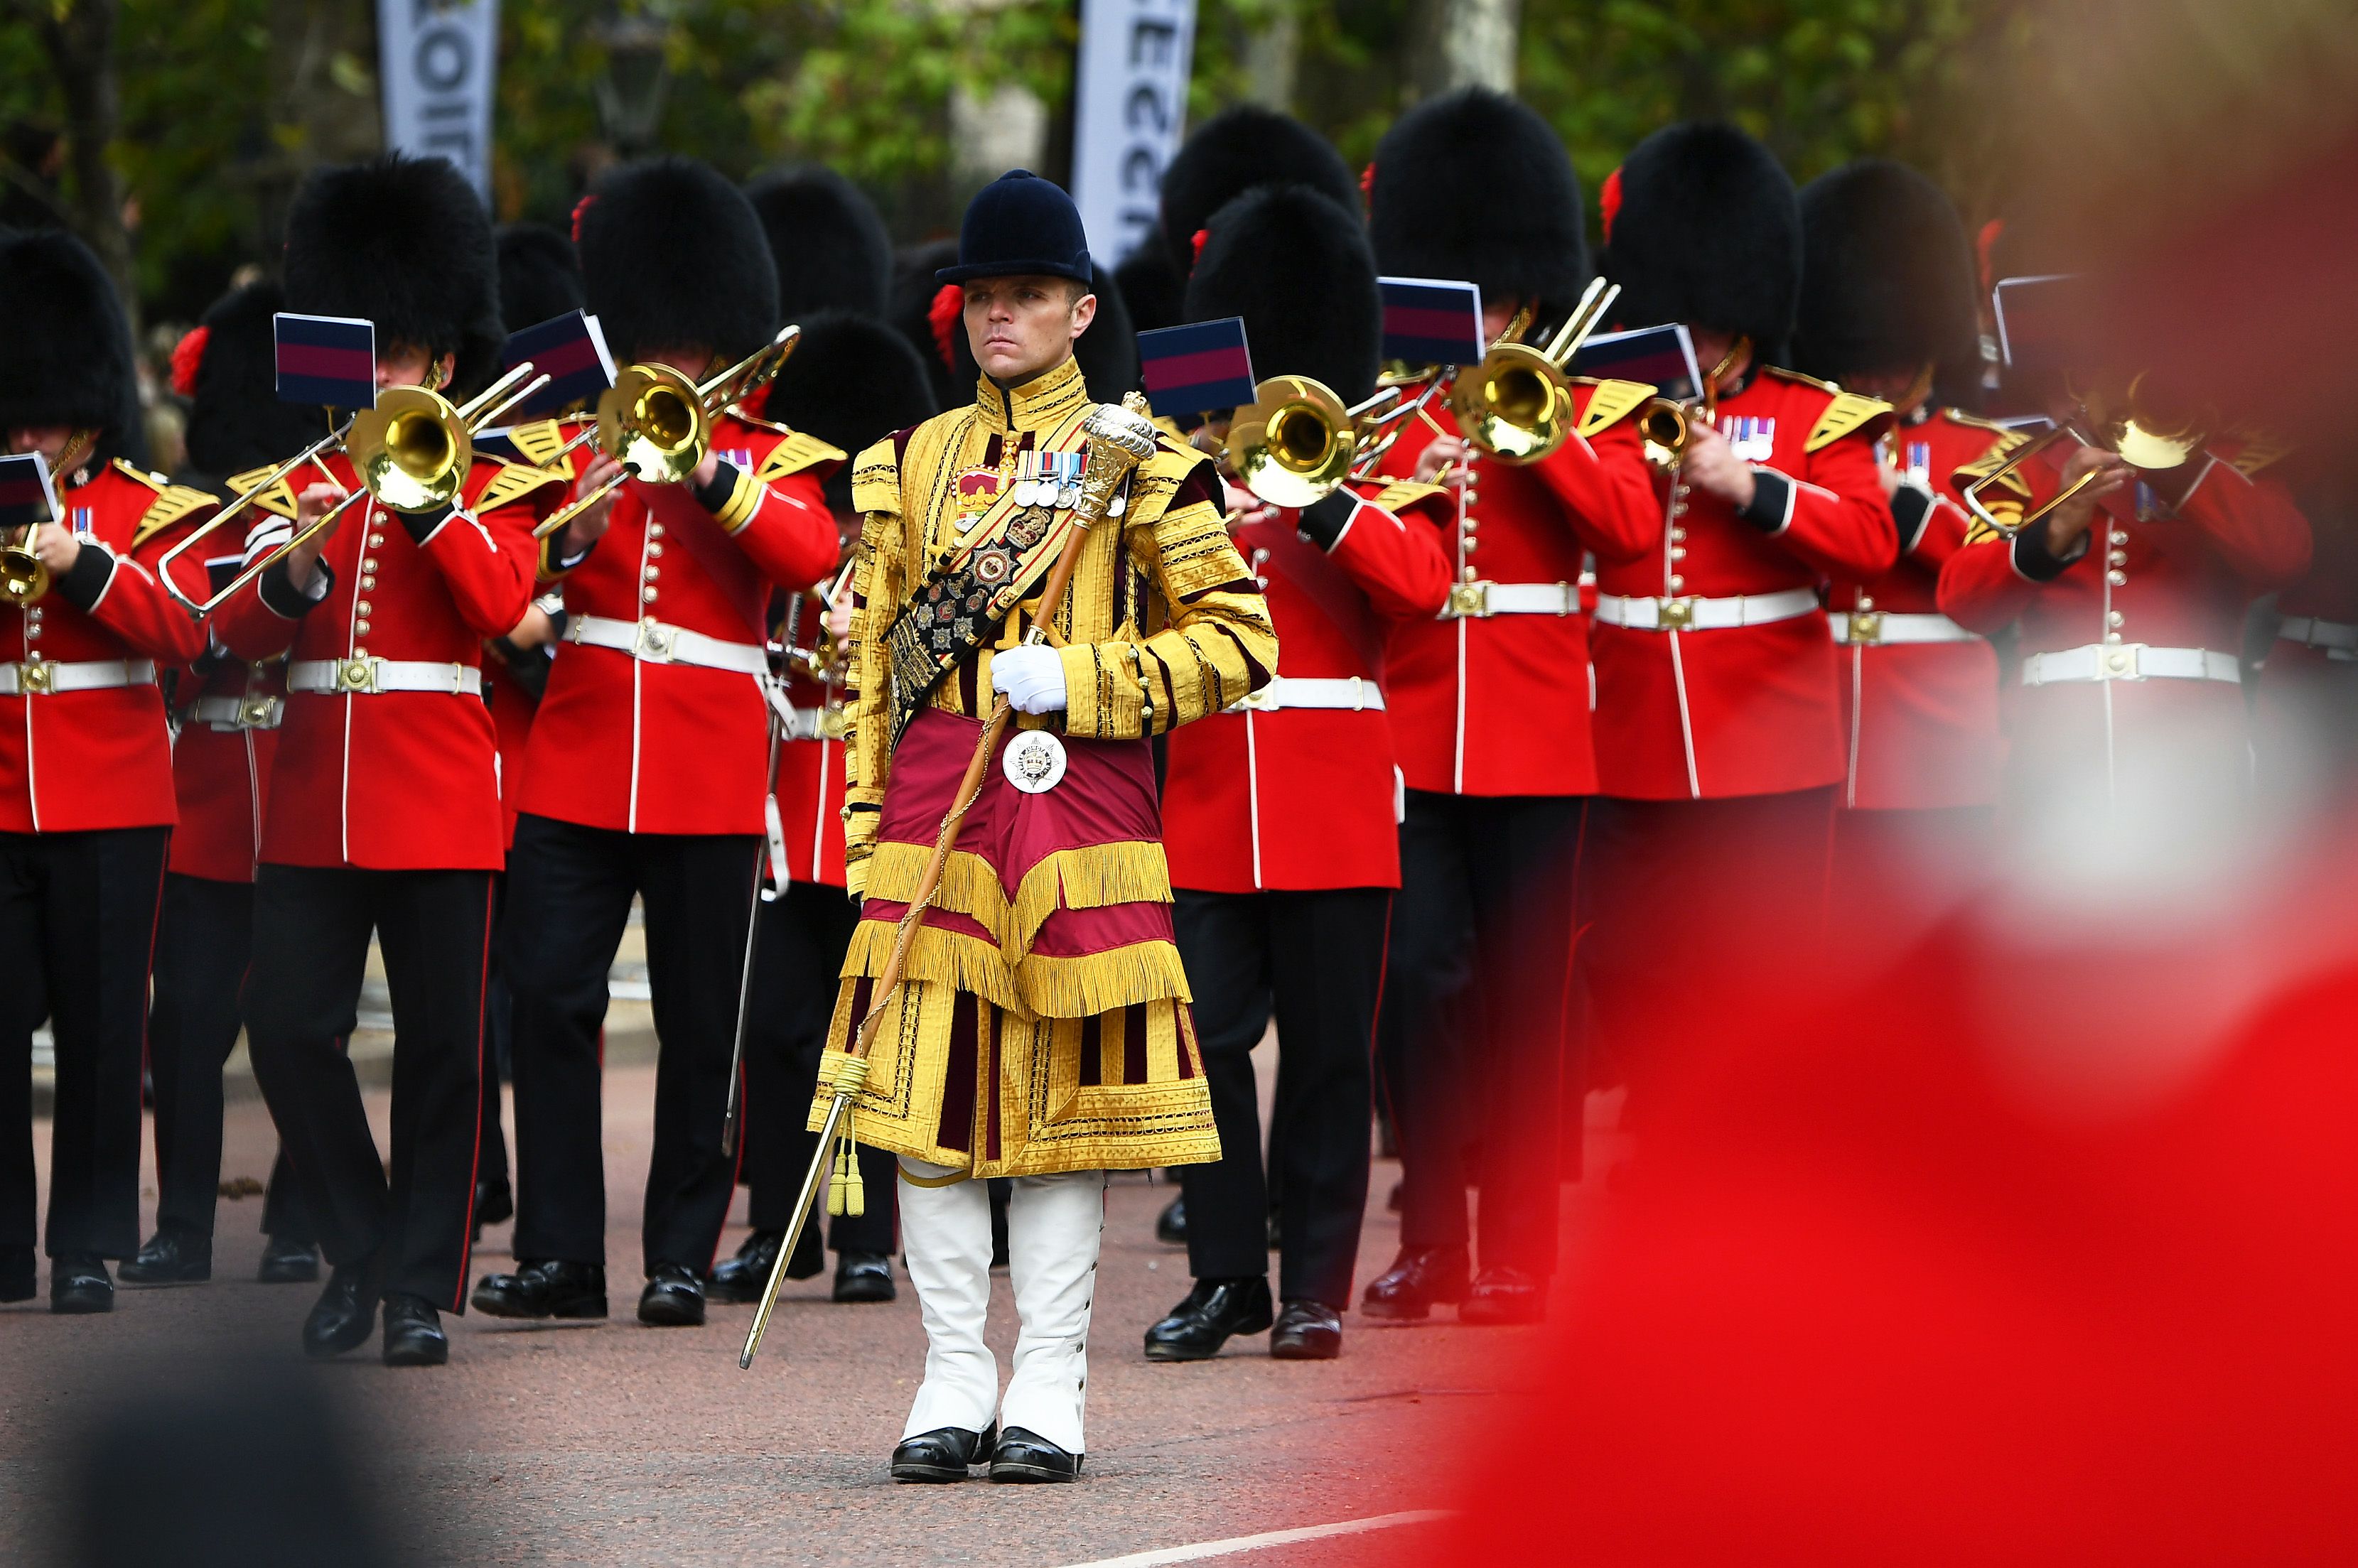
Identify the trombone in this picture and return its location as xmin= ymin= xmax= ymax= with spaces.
xmin=1222 ymin=377 xmax=1406 ymax=509
xmin=531 ymin=327 xmax=802 ymax=541
xmin=1637 ymin=337 xmax=1748 ymax=472
xmin=1961 ymin=372 xmax=2210 ymax=539
xmin=1 ymin=436 xmax=95 ymax=607
xmin=163 ymin=361 xmax=550 ymax=617
xmin=1445 ymin=276 xmax=1620 ymax=465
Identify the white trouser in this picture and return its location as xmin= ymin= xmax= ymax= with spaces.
xmin=897 ymin=1159 xmax=1107 ymax=1454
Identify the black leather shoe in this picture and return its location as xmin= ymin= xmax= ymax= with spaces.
xmin=120 ymin=1228 xmax=212 ymax=1285
xmin=1269 ymin=1299 xmax=1342 ymax=1360
xmin=1143 ymin=1276 xmax=1274 ymax=1361
xmin=1458 ymin=1265 xmax=1547 ymax=1326
xmin=382 ymin=1292 xmax=449 ymax=1367
xmin=1359 ymin=1245 xmax=1469 ymax=1322
xmin=1 ymin=1244 xmax=33 ymax=1302
xmin=257 ymin=1235 xmax=321 ymax=1285
xmin=637 ymin=1262 xmax=706 ymax=1326
xmin=471 ymin=1258 xmax=608 ymax=1320
xmin=834 ymin=1252 xmax=896 ymax=1303
xmin=890 ymin=1422 xmax=997 ymax=1483
xmin=1154 ymin=1195 xmax=1186 ymax=1245
xmin=705 ymin=1231 xmax=784 ymax=1303
xmin=473 ymin=1177 xmax=514 ymax=1229
xmin=302 ymin=1259 xmax=381 ymax=1358
xmin=989 ymin=1426 xmax=1082 ymax=1483
xmin=50 ymin=1253 xmax=114 ymax=1314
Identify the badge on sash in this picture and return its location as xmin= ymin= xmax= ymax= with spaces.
xmin=955 ymin=468 xmax=1001 ymax=518
xmin=1720 ymin=414 xmax=1777 ymax=463
xmin=70 ymin=505 xmax=94 ymax=536
xmin=1905 ymin=440 xmax=1932 ymax=485
xmin=1002 ymin=728 xmax=1067 ymax=794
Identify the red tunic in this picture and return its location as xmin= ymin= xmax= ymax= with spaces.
xmin=212 ymin=453 xmax=556 ymax=871
xmin=167 ymin=653 xmax=286 ymax=882
xmin=1163 ymin=489 xmax=1453 ymax=892
xmin=1364 ymin=378 xmax=1660 ymax=797
xmin=0 ymin=461 xmax=213 ymax=833
xmin=515 ymin=413 xmax=839 ymax=836
xmin=1937 ymin=448 xmax=2310 ymax=804
xmin=1823 ymin=407 xmax=2012 ymax=810
xmin=772 ymin=589 xmax=849 ymax=890
xmin=1589 ymin=367 xmax=1897 ymax=801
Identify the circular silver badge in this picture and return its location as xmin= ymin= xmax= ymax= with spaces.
xmin=1001 ymin=729 xmax=1068 ymax=794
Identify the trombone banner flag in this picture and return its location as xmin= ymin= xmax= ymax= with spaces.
xmin=1379 ymin=277 xmax=1485 ymax=367
xmin=1571 ymin=324 xmax=1703 ymax=402
xmin=1138 ymin=318 xmax=1256 ymax=418
xmin=0 ymin=453 xmax=58 ymax=531
xmin=500 ymin=310 xmax=614 ymax=421
xmin=274 ymin=314 xmax=378 ymax=409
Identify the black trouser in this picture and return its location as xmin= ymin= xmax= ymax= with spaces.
xmin=1379 ymin=791 xmax=1580 ymax=1276
xmin=502 ymin=813 xmax=760 ymax=1276
xmin=477 ymin=874 xmax=513 ymax=1196
xmin=742 ymin=881 xmax=894 ymax=1253
xmin=0 ymin=827 xmax=170 ymax=1261
xmin=1175 ymin=887 xmax=1389 ymax=1308
xmin=149 ymin=872 xmax=325 ymax=1245
xmin=243 ymin=863 xmax=494 ymax=1310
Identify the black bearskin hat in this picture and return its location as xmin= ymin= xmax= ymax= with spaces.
xmin=282 ymin=153 xmax=505 ymax=393
xmin=181 ymin=281 xmax=325 ymax=483
xmin=1158 ymin=107 xmax=1359 ymax=272
xmin=1186 ymin=184 xmax=1381 ymax=404
xmin=744 ymin=166 xmax=893 ymax=322
xmin=495 ymin=223 xmax=583 ymax=332
xmin=1368 ymin=88 xmax=1588 ymax=318
xmin=763 ymin=310 xmax=939 ymax=512
xmin=1794 ymin=160 xmax=1980 ymax=396
xmin=891 ymin=243 xmax=1138 ymax=408
xmin=578 ymin=157 xmax=778 ymax=367
xmin=1114 ymin=241 xmax=1185 ymax=335
xmin=1602 ymin=121 xmax=1800 ymax=354
xmin=0 ymin=227 xmax=139 ymax=462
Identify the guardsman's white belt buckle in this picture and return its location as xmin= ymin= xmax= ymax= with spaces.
xmin=1656 ymin=595 xmax=1696 ymax=632
xmin=1446 ymin=580 xmax=1490 ymax=619
xmin=336 ymin=657 xmax=379 ymax=694
xmin=1846 ymin=610 xmax=1885 ymax=644
xmin=240 ymin=694 xmax=283 ymax=728
xmin=1002 ymin=728 xmax=1067 ymax=794
xmin=2100 ymin=643 xmax=2142 ymax=681
xmin=632 ymin=617 xmax=677 ymax=662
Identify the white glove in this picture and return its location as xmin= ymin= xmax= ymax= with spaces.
xmin=991 ymin=644 xmax=1068 ymax=714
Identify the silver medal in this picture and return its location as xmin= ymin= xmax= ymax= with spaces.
xmin=1001 ymin=729 xmax=1068 ymax=794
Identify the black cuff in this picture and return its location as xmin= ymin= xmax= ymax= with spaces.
xmin=259 ymin=557 xmax=332 ymax=620
xmin=394 ymin=503 xmax=456 ymax=544
xmin=1297 ymin=491 xmax=1355 ymax=551
xmin=2009 ymin=521 xmax=2088 ymax=583
xmin=52 ymin=544 xmax=116 ymax=612
xmin=694 ymin=458 xmax=743 ymax=517
xmin=1737 ymin=468 xmax=1792 ymax=534
xmin=1890 ymin=482 xmax=1935 ymax=554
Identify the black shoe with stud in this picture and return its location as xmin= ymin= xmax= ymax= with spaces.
xmin=119 ymin=1228 xmax=212 ymax=1285
xmin=257 ymin=1235 xmax=321 ymax=1285
xmin=704 ymin=1230 xmax=784 ymax=1304
xmin=1269 ymin=1298 xmax=1343 ymax=1360
xmin=989 ymin=1426 xmax=1082 ymax=1483
xmin=1458 ymin=1263 xmax=1547 ymax=1326
xmin=890 ymin=1422 xmax=997 ymax=1483
xmin=471 ymin=1258 xmax=608 ymax=1320
xmin=1359 ymin=1245 xmax=1469 ymax=1322
xmin=302 ymin=1258 xmax=382 ymax=1358
xmin=637 ymin=1261 xmax=706 ymax=1326
xmin=1142 ymin=1275 xmax=1274 ymax=1361
xmin=381 ymin=1292 xmax=449 ymax=1366
xmin=50 ymin=1253 xmax=114 ymax=1314
xmin=833 ymin=1252 xmax=895 ymax=1303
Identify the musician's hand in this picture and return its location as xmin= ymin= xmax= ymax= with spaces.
xmin=823 ymin=590 xmax=854 ymax=642
xmin=28 ymin=520 xmax=80 ymax=575
xmin=2040 ymin=446 xmax=2134 ymax=556
xmin=991 ymin=644 xmax=1068 ymax=714
xmin=281 ymin=480 xmax=350 ymax=590
xmin=564 ymin=452 xmax=623 ymax=556
xmin=505 ymin=604 xmax=557 ymax=650
xmin=691 ymin=448 xmax=721 ymax=491
xmin=1680 ymin=423 xmax=1757 ymax=509
xmin=1414 ymin=436 xmax=1469 ymax=487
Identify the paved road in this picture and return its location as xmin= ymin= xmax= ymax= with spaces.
xmin=4 ymin=1065 xmax=1610 ymax=1566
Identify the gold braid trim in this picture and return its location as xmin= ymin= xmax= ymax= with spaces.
xmin=840 ymin=921 xmax=1025 ymax=1015
xmin=858 ymin=839 xmax=1174 ymax=962
xmin=712 ymin=466 xmax=765 ymax=533
xmin=1014 ymin=940 xmax=1192 ymax=1019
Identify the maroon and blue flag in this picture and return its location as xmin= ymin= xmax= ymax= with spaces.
xmin=1139 ymin=318 xmax=1257 ymax=418
xmin=500 ymin=310 xmax=615 ymax=421
xmin=0 ymin=453 xmax=58 ymax=533
xmin=1571 ymin=324 xmax=1703 ymax=401
xmin=274 ymin=313 xmax=377 ymax=408
xmin=1379 ymin=277 xmax=1485 ymax=367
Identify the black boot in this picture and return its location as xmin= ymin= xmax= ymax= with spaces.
xmin=119 ymin=1228 xmax=212 ymax=1286
xmin=1269 ymin=1299 xmax=1343 ymax=1360
xmin=1458 ymin=1265 xmax=1547 ymax=1326
xmin=1359 ymin=1245 xmax=1469 ymax=1322
xmin=470 ymin=1258 xmax=608 ymax=1320
xmin=302 ymin=1258 xmax=382 ymax=1358
xmin=989 ymin=1426 xmax=1082 ymax=1483
xmin=382 ymin=1292 xmax=449 ymax=1367
xmin=704 ymin=1231 xmax=785 ymax=1304
xmin=637 ymin=1262 xmax=706 ymax=1326
xmin=50 ymin=1254 xmax=114 ymax=1315
xmin=257 ymin=1235 xmax=321 ymax=1285
xmin=891 ymin=1423 xmax=997 ymax=1483
xmin=833 ymin=1252 xmax=895 ymax=1303
xmin=1142 ymin=1277 xmax=1274 ymax=1361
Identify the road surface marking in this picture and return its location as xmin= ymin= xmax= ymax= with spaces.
xmin=1055 ymin=1510 xmax=1451 ymax=1568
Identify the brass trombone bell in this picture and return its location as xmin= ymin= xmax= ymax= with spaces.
xmin=1960 ymin=372 xmax=2212 ymax=539
xmin=1639 ymin=398 xmax=1692 ymax=470
xmin=1229 ymin=375 xmax=1357 ymax=509
xmin=348 ymin=386 xmax=473 ymax=514
xmin=602 ymin=366 xmax=712 ymax=485
xmin=1448 ymin=344 xmax=1570 ymax=464
xmin=0 ymin=532 xmax=49 ymax=607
